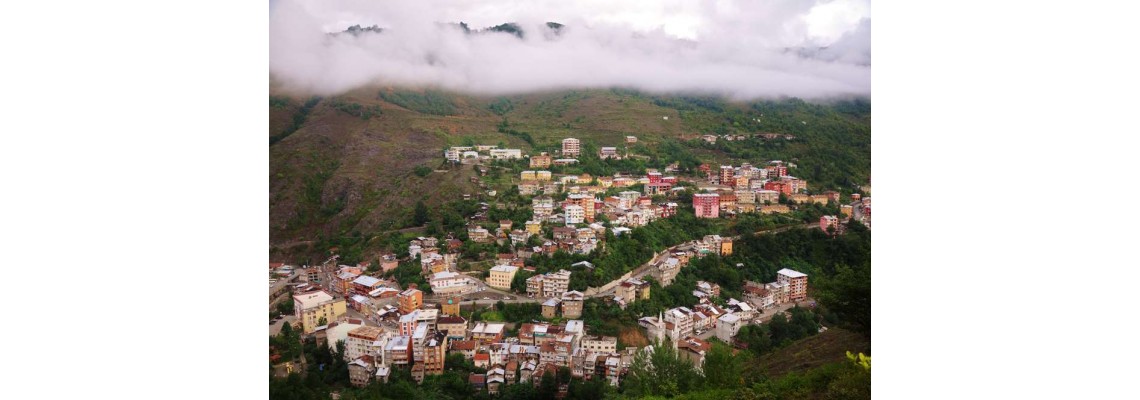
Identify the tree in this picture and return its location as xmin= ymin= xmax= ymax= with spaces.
xmin=703 ymin=342 xmax=747 ymax=390
xmin=413 ymin=200 xmax=429 ymax=226
xmin=317 ymin=316 xmax=327 ymax=327
xmin=813 ymin=263 xmax=871 ymax=334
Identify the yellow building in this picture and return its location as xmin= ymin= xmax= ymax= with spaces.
xmin=535 ymin=171 xmax=552 ymax=181
xmin=525 ymin=220 xmax=542 ymax=235
xmin=521 ymin=171 xmax=537 ymax=181
xmin=441 ymin=296 xmax=462 ymax=316
xmin=760 ymin=204 xmax=791 ymax=214
xmin=720 ymin=238 xmax=733 ymax=256
xmin=488 ymin=265 xmax=519 ymax=290
xmin=293 ymin=290 xmax=347 ymax=334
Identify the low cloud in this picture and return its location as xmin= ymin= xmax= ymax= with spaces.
xmin=269 ymin=0 xmax=871 ymax=100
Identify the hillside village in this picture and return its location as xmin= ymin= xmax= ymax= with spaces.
xmin=269 ymin=132 xmax=870 ymax=397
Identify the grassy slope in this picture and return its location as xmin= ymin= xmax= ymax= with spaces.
xmin=269 ymin=87 xmax=870 ymax=263
xmin=752 ymin=327 xmax=871 ymax=378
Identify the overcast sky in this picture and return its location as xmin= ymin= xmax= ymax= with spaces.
xmin=269 ymin=0 xmax=870 ymax=99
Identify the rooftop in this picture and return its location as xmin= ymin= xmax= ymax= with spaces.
xmin=777 ymin=268 xmax=808 ymax=278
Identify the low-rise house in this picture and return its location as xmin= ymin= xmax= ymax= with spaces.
xmin=542 ymin=298 xmax=562 ymax=319
xmin=430 ymin=271 xmax=477 ymax=295
xmin=437 ymin=315 xmax=468 ymax=340
xmin=449 ymin=340 xmax=478 ymax=360
xmin=471 ymin=322 xmax=506 ymax=344
xmin=716 ymin=313 xmax=744 ymax=342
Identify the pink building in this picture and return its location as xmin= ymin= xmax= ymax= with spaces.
xmin=820 ymin=215 xmax=839 ymax=232
xmin=693 ymin=193 xmax=720 ymax=219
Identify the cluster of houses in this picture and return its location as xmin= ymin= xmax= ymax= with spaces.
xmin=636 ymin=268 xmax=808 ymax=357
xmin=292 ymin=283 xmax=637 ymax=391
xmin=445 ymin=145 xmax=524 ymax=163
xmin=700 ymin=133 xmax=796 ymax=144
xmin=689 ymin=161 xmax=845 ymax=218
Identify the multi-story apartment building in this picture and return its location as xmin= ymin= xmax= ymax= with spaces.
xmin=561 ymin=138 xmax=580 ymax=157
xmin=777 ymin=268 xmax=808 ymax=302
xmin=781 ymin=175 xmax=807 ymax=193
xmin=293 ymin=290 xmax=346 ymax=334
xmin=693 ymin=193 xmax=720 ymax=218
xmin=348 ymin=356 xmax=376 ymax=387
xmin=345 ymin=326 xmax=386 ymax=362
xmin=383 ymin=335 xmax=412 ymax=367
xmin=581 ymin=336 xmax=617 ymax=354
xmin=397 ymin=287 xmax=423 ymax=315
xmin=521 ymin=170 xmax=537 ymax=181
xmin=526 ymin=274 xmax=544 ymax=297
xmin=663 ymin=307 xmax=696 ymax=340
xmin=488 ymin=265 xmax=518 ymax=290
xmin=765 ymin=164 xmax=787 ymax=179
xmin=718 ymin=193 xmax=737 ymax=211
xmin=530 ymin=153 xmax=552 ymax=168
xmin=542 ymin=270 xmax=572 ymax=298
xmin=568 ymin=193 xmax=596 ymax=222
xmin=563 ymin=204 xmax=584 ymax=224
xmin=423 ymin=331 xmax=449 ymax=376
xmin=820 ymin=215 xmax=840 ymax=232
xmin=719 ymin=165 xmax=735 ymax=186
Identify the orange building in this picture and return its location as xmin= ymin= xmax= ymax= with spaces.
xmin=397 ymin=287 xmax=423 ymax=315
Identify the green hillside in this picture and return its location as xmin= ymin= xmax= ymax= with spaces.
xmin=268 ymin=87 xmax=870 ymax=263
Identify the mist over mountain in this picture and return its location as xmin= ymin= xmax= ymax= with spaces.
xmin=269 ymin=0 xmax=871 ymax=99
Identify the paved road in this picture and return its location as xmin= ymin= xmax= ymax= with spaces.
xmin=269 ymin=315 xmax=297 ymax=336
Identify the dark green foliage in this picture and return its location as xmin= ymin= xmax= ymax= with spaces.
xmin=276 ymin=300 xmax=294 ymax=315
xmin=496 ymin=119 xmax=535 ymax=147
xmin=270 ymin=96 xmax=321 ymax=145
xmin=413 ymin=165 xmax=433 ymax=177
xmin=377 ymin=89 xmax=457 ymax=116
xmin=489 ymin=98 xmax=514 ymax=115
xmin=623 ymin=341 xmax=702 ymax=397
xmin=287 ymin=153 xmax=341 ymax=228
xmin=384 ymin=259 xmax=429 ymax=292
xmin=270 ymin=95 xmax=290 ymax=108
xmin=328 ymin=98 xmax=382 ymax=120
xmin=412 ymin=200 xmax=429 ymax=226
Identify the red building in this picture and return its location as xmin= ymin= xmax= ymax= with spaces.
xmin=763 ymin=181 xmax=793 ymax=195
xmin=659 ymin=203 xmax=678 ymax=218
xmin=765 ymin=165 xmax=787 ymax=179
xmin=693 ymin=193 xmax=720 ymax=218
xmin=647 ymin=171 xmax=662 ymax=184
